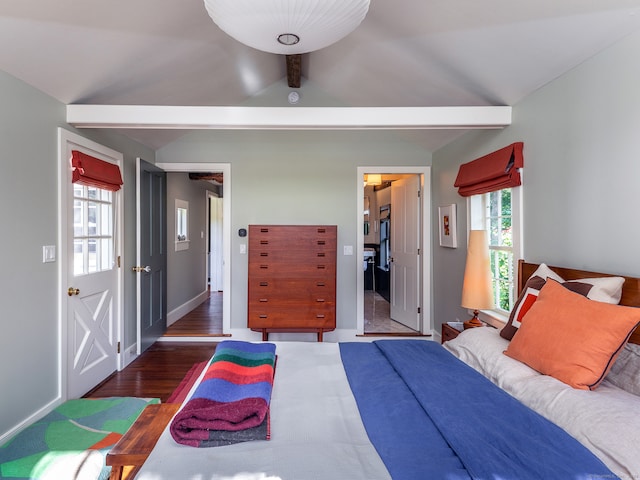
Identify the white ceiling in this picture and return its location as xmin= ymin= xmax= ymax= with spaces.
xmin=2 ymin=0 xmax=640 ymax=152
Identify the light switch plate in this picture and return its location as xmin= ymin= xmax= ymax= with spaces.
xmin=343 ymin=245 xmax=353 ymax=255
xmin=43 ymin=245 xmax=56 ymax=263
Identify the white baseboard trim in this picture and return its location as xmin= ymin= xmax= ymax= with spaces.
xmin=158 ymin=328 xmax=435 ymax=343
xmin=167 ymin=290 xmax=210 ymax=326
xmin=122 ymin=343 xmax=138 ymax=368
xmin=0 ymin=396 xmax=63 ymax=445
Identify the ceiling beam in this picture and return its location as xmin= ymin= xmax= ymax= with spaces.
xmin=66 ymin=105 xmax=511 ymax=130
xmin=286 ymin=54 xmax=302 ymax=88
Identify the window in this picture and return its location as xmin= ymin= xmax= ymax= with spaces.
xmin=469 ymin=187 xmax=522 ymax=315
xmin=175 ymin=199 xmax=189 ymax=251
xmin=73 ymin=184 xmax=114 ymax=275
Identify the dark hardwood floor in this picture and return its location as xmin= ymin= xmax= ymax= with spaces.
xmin=85 ymin=292 xmax=224 ymax=401
xmin=84 ymin=289 xmax=423 ymax=402
xmin=84 ymin=342 xmax=217 ymax=402
xmin=163 ymin=291 xmax=227 ymax=337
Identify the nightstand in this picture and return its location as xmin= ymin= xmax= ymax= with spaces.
xmin=441 ymin=323 xmax=462 ymax=343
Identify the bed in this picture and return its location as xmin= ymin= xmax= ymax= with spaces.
xmin=134 ymin=261 xmax=640 ymax=480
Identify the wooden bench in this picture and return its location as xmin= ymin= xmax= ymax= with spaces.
xmin=107 ymin=403 xmax=180 ymax=480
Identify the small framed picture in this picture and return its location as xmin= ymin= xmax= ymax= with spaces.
xmin=438 ymin=204 xmax=457 ymax=248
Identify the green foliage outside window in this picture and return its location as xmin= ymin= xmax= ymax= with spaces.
xmin=487 ymin=189 xmax=514 ymax=312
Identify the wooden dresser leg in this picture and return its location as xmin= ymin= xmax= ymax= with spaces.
xmin=262 ymin=330 xmax=269 ymax=341
xmin=317 ymin=330 xmax=323 ymax=342
xmin=109 ymin=465 xmax=124 ymax=480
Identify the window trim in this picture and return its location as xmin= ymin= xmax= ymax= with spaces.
xmin=466 ymin=185 xmax=523 ymax=325
xmin=175 ymin=198 xmax=190 ymax=251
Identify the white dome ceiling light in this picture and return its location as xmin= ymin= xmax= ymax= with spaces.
xmin=203 ymin=0 xmax=371 ymax=55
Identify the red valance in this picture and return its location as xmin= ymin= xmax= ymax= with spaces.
xmin=71 ymin=150 xmax=123 ymax=192
xmin=454 ymin=142 xmax=523 ymax=197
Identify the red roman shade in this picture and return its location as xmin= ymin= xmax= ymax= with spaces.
xmin=454 ymin=142 xmax=523 ymax=197
xmin=71 ymin=150 xmax=123 ymax=192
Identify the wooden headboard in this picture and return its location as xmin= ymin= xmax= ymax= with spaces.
xmin=518 ymin=260 xmax=640 ymax=345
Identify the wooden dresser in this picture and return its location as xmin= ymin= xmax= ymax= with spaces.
xmin=248 ymin=225 xmax=337 ymax=341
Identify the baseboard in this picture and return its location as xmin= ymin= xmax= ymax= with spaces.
xmin=226 ymin=328 xmax=435 ymax=342
xmin=122 ymin=343 xmax=138 ymax=368
xmin=0 ymin=396 xmax=62 ymax=445
xmin=167 ymin=290 xmax=210 ymax=326
xmin=157 ymin=328 xmax=436 ymax=343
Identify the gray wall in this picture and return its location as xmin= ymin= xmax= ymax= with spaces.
xmin=0 ymin=70 xmax=154 ymax=439
xmin=166 ymin=173 xmax=211 ymax=312
xmin=432 ymin=29 xmax=640 ymax=332
xmin=156 ymin=130 xmax=433 ymax=331
xmin=3 ymin=25 xmax=640 ymax=444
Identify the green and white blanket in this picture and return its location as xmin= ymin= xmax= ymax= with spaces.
xmin=0 ymin=397 xmax=159 ymax=480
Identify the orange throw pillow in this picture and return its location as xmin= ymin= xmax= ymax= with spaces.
xmin=504 ymin=279 xmax=640 ymax=390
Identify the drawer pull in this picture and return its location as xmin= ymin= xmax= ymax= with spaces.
xmin=317 ymin=265 xmax=326 ymax=270
xmin=259 ymin=314 xmax=268 ymax=319
xmin=260 ymin=252 xmax=269 ymax=257
xmin=260 ymin=265 xmax=269 ymax=269
xmin=317 ymin=228 xmax=326 ymax=233
xmin=317 ymin=282 xmax=326 ymax=287
xmin=260 ymin=228 xmax=269 ymax=233
xmin=259 ymin=298 xmax=268 ymax=303
xmin=260 ymin=240 xmax=269 ymax=245
xmin=317 ymin=240 xmax=326 ymax=245
xmin=316 ymin=314 xmax=326 ymax=319
xmin=316 ymin=298 xmax=325 ymax=303
xmin=259 ymin=282 xmax=269 ymax=287
xmin=317 ymin=252 xmax=325 ymax=257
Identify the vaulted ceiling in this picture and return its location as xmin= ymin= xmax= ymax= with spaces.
xmin=2 ymin=0 xmax=640 ymax=152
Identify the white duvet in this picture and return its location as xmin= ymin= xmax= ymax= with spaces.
xmin=444 ymin=327 xmax=640 ymax=480
xmin=135 ymin=342 xmax=391 ymax=480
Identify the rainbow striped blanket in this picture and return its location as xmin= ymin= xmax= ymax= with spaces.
xmin=170 ymin=340 xmax=276 ymax=447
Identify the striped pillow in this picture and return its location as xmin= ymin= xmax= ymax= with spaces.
xmin=501 ymin=264 xmax=625 ymax=340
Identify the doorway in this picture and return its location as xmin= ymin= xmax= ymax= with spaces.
xmin=357 ymin=166 xmax=431 ymax=336
xmin=135 ymin=162 xmax=231 ymax=347
xmin=162 ymin=188 xmax=225 ymax=337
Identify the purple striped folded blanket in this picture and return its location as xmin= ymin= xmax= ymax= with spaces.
xmin=170 ymin=340 xmax=276 ymax=447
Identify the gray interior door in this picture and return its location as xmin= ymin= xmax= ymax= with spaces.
xmin=136 ymin=158 xmax=167 ymax=353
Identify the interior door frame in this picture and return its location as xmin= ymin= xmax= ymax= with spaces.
xmin=58 ymin=128 xmax=124 ymax=399
xmin=156 ymin=162 xmax=231 ymax=335
xmin=356 ymin=166 xmax=431 ymax=335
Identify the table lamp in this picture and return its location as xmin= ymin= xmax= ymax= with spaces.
xmin=461 ymin=230 xmax=494 ymax=329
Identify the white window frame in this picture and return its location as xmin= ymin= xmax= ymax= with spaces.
xmin=72 ymin=185 xmax=115 ymax=276
xmin=467 ymin=186 xmax=522 ymax=324
xmin=175 ymin=198 xmax=190 ymax=251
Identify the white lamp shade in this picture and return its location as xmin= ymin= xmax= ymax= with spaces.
xmin=461 ymin=230 xmax=495 ymax=310
xmin=204 ymin=0 xmax=371 ymax=54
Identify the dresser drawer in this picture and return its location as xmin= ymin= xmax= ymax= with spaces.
xmin=249 ymin=225 xmax=336 ymax=245
xmin=249 ymin=278 xmax=335 ymax=297
xmin=248 ymin=306 xmax=335 ymax=329
xmin=248 ymin=261 xmax=336 ymax=278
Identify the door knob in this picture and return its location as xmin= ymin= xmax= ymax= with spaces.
xmin=67 ymin=287 xmax=80 ymax=296
xmin=132 ymin=266 xmax=152 ymax=273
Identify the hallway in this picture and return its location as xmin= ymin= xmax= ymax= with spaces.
xmin=163 ymin=292 xmax=226 ymax=337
